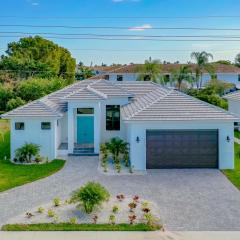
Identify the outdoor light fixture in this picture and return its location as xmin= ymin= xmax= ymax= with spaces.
xmin=226 ymin=136 xmax=230 ymax=142
xmin=136 ymin=136 xmax=140 ymax=143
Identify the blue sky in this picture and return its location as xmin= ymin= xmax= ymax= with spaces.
xmin=0 ymin=0 xmax=240 ymax=65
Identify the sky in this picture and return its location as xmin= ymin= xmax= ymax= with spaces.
xmin=0 ymin=0 xmax=240 ymax=65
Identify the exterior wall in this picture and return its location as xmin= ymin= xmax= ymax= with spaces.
xmin=100 ymin=98 xmax=129 ymax=143
xmin=126 ymin=121 xmax=234 ymax=171
xmin=59 ymin=113 xmax=68 ymax=143
xmin=10 ymin=117 xmax=57 ymax=161
xmin=66 ymin=97 xmax=129 ymax=154
xmin=67 ymin=101 xmax=101 ymax=154
xmin=228 ymin=100 xmax=240 ymax=116
xmin=108 ymin=72 xmax=240 ymax=89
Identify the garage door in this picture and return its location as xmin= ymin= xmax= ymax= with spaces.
xmin=146 ymin=130 xmax=218 ymax=169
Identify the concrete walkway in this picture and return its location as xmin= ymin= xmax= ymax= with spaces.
xmin=1 ymin=156 xmax=240 ymax=231
xmin=1 ymin=231 xmax=240 ymax=240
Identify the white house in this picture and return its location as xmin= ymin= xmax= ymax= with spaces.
xmin=224 ymin=91 xmax=240 ymax=130
xmin=2 ymin=79 xmax=238 ymax=170
xmin=98 ymin=63 xmax=240 ymax=89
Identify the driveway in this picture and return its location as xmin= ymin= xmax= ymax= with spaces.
xmin=1 ymin=156 xmax=240 ymax=231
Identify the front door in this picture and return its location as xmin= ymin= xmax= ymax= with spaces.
xmin=77 ymin=116 xmax=94 ymax=145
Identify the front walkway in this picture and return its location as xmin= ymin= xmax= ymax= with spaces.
xmin=1 ymin=156 xmax=240 ymax=231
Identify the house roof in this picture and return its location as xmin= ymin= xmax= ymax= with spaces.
xmin=109 ymin=63 xmax=240 ymax=74
xmin=224 ymin=91 xmax=240 ymax=101
xmin=1 ymin=79 xmax=238 ymax=121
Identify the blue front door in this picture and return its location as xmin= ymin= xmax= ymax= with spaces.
xmin=77 ymin=116 xmax=94 ymax=144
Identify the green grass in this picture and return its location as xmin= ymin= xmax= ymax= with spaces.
xmin=0 ymin=121 xmax=65 ymax=192
xmin=1 ymin=223 xmax=161 ymax=231
xmin=223 ymin=143 xmax=240 ymax=189
xmin=235 ymin=130 xmax=240 ymax=139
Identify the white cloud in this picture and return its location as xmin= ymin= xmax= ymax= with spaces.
xmin=128 ymin=24 xmax=152 ymax=31
xmin=26 ymin=0 xmax=39 ymax=6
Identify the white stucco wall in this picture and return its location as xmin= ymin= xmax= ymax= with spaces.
xmin=100 ymin=97 xmax=129 ymax=143
xmin=10 ymin=117 xmax=57 ymax=161
xmin=126 ymin=121 xmax=234 ymax=171
xmin=228 ymin=100 xmax=240 ymax=117
xmin=108 ymin=73 xmax=240 ymax=88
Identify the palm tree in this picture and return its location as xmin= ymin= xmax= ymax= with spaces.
xmin=137 ymin=59 xmax=161 ymax=83
xmin=172 ymin=65 xmax=192 ymax=90
xmin=190 ymin=51 xmax=214 ymax=88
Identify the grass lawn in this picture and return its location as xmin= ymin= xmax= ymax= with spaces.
xmin=0 ymin=119 xmax=65 ymax=192
xmin=235 ymin=130 xmax=240 ymax=139
xmin=1 ymin=223 xmax=161 ymax=231
xmin=223 ymin=143 xmax=240 ymax=190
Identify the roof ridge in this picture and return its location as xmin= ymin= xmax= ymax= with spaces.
xmin=125 ymin=88 xmax=173 ymax=120
xmin=86 ymin=85 xmax=107 ymax=99
xmin=37 ymin=100 xmax=62 ymax=116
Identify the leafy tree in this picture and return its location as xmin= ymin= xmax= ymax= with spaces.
xmin=0 ymin=84 xmax=13 ymax=111
xmin=75 ymin=66 xmax=94 ymax=80
xmin=0 ymin=36 xmax=76 ymax=81
xmin=137 ymin=59 xmax=161 ymax=82
xmin=206 ymin=79 xmax=235 ymax=96
xmin=235 ymin=53 xmax=240 ymax=67
xmin=71 ymin=182 xmax=110 ymax=214
xmin=6 ymin=97 xmax=26 ymax=111
xmin=190 ymin=51 xmax=214 ymax=88
xmin=171 ymin=65 xmax=192 ymax=90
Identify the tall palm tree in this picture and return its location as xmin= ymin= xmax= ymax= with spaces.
xmin=190 ymin=51 xmax=214 ymax=88
xmin=172 ymin=65 xmax=192 ymax=90
xmin=137 ymin=59 xmax=161 ymax=83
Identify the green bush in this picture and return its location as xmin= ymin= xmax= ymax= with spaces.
xmin=6 ymin=97 xmax=26 ymax=111
xmin=71 ymin=182 xmax=110 ymax=214
xmin=15 ymin=143 xmax=40 ymax=163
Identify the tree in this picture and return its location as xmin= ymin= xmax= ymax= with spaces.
xmin=6 ymin=97 xmax=26 ymax=111
xmin=190 ymin=51 xmax=214 ymax=88
xmin=137 ymin=59 xmax=161 ymax=82
xmin=171 ymin=65 xmax=192 ymax=90
xmin=235 ymin=53 xmax=240 ymax=67
xmin=0 ymin=84 xmax=13 ymax=111
xmin=0 ymin=36 xmax=76 ymax=81
xmin=75 ymin=66 xmax=94 ymax=80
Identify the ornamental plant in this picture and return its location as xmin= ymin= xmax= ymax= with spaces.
xmin=70 ymin=182 xmax=110 ymax=214
xmin=15 ymin=143 xmax=40 ymax=163
xmin=128 ymin=202 xmax=137 ymax=212
xmin=53 ymin=197 xmax=61 ymax=207
xmin=129 ymin=214 xmax=137 ymax=224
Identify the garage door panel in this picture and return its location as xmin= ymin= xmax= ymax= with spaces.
xmin=146 ymin=130 xmax=218 ymax=169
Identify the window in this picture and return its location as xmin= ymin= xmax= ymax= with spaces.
xmin=106 ymin=105 xmax=120 ymax=130
xmin=41 ymin=122 xmax=51 ymax=130
xmin=77 ymin=108 xmax=94 ymax=114
xmin=117 ymin=75 xmax=123 ymax=81
xmin=15 ymin=122 xmax=24 ymax=130
xmin=238 ymin=74 xmax=240 ymax=82
xmin=105 ymin=75 xmax=109 ymax=80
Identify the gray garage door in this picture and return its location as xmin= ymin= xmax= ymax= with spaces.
xmin=146 ymin=130 xmax=218 ymax=169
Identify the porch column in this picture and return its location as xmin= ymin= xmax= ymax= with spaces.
xmin=68 ymin=106 xmax=74 ymax=154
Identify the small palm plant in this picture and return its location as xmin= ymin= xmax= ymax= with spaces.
xmin=15 ymin=142 xmax=40 ymax=163
xmin=106 ymin=138 xmax=126 ymax=164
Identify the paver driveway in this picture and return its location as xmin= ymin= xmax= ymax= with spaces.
xmin=1 ymin=156 xmax=240 ymax=231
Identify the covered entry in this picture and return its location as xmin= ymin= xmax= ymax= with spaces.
xmin=146 ymin=130 xmax=218 ymax=169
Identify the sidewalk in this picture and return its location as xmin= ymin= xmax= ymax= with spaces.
xmin=1 ymin=231 xmax=240 ymax=240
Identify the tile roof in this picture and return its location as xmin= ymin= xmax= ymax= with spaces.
xmin=109 ymin=63 xmax=240 ymax=74
xmin=224 ymin=91 xmax=240 ymax=101
xmin=1 ymin=79 xmax=238 ymax=121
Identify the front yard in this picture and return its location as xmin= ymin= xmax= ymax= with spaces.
xmin=223 ymin=143 xmax=240 ymax=190
xmin=235 ymin=130 xmax=240 ymax=139
xmin=0 ymin=119 xmax=65 ymax=192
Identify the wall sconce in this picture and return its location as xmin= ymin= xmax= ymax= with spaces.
xmin=226 ymin=136 xmax=230 ymax=142
xmin=136 ymin=136 xmax=140 ymax=143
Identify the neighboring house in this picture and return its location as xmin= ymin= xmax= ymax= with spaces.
xmin=100 ymin=63 xmax=240 ymax=89
xmin=224 ymin=91 xmax=240 ymax=130
xmin=1 ymin=79 xmax=238 ymax=170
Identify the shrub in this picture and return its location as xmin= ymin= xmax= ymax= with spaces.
xmin=143 ymin=213 xmax=160 ymax=228
xmin=70 ymin=182 xmax=110 ymax=214
xmin=15 ymin=143 xmax=40 ymax=163
xmin=47 ymin=209 xmax=55 ymax=218
xmin=37 ymin=207 xmax=44 ymax=214
xmin=129 ymin=214 xmax=137 ymax=224
xmin=109 ymin=214 xmax=116 ymax=225
xmin=69 ymin=217 xmax=77 ymax=224
xmin=128 ymin=202 xmax=137 ymax=212
xmin=92 ymin=215 xmax=98 ymax=224
xmin=6 ymin=97 xmax=26 ymax=111
xmin=53 ymin=198 xmax=61 ymax=207
xmin=116 ymin=194 xmax=125 ymax=202
xmin=112 ymin=205 xmax=119 ymax=214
